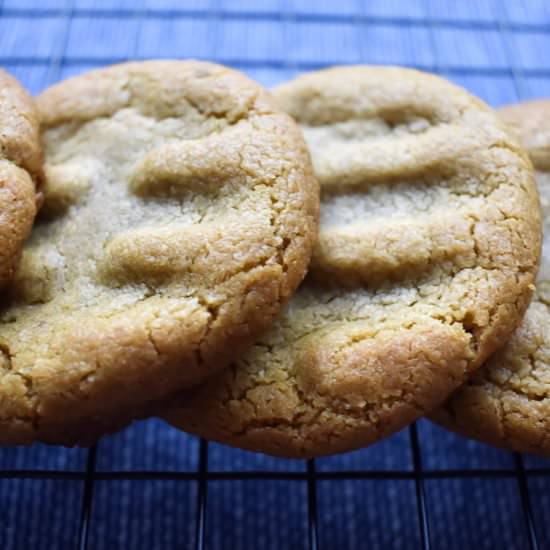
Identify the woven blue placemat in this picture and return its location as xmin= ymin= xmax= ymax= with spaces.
xmin=1 ymin=1 xmax=550 ymax=549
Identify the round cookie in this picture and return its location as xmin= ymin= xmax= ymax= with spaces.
xmin=0 ymin=68 xmax=42 ymax=288
xmin=163 ymin=66 xmax=541 ymax=458
xmin=432 ymin=99 xmax=550 ymax=455
xmin=0 ymin=60 xmax=319 ymax=445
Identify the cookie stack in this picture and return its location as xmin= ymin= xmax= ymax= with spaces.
xmin=0 ymin=61 xmax=545 ymax=458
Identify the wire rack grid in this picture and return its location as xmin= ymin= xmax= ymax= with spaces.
xmin=1 ymin=1 xmax=550 ymax=549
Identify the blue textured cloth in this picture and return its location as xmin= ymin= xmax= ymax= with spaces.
xmin=1 ymin=1 xmax=550 ymax=549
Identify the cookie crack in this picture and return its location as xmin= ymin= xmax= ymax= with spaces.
xmin=0 ymin=341 xmax=13 ymax=373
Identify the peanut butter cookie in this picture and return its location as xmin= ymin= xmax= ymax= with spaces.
xmin=164 ymin=66 xmax=540 ymax=458
xmin=432 ymin=99 xmax=550 ymax=455
xmin=0 ymin=68 xmax=42 ymax=288
xmin=0 ymin=60 xmax=319 ymax=445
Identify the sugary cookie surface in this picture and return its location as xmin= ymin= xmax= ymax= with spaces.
xmin=0 ymin=69 xmax=42 ymax=288
xmin=164 ymin=66 xmax=541 ymax=458
xmin=0 ymin=60 xmax=319 ymax=445
xmin=433 ymin=99 xmax=550 ymax=455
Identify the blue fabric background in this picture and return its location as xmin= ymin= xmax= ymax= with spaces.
xmin=1 ymin=1 xmax=550 ymax=548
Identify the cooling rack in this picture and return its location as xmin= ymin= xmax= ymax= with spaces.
xmin=1 ymin=1 xmax=550 ymax=549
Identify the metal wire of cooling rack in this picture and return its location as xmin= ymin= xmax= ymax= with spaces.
xmin=0 ymin=1 xmax=550 ymax=549
xmin=2 ymin=428 xmax=549 ymax=550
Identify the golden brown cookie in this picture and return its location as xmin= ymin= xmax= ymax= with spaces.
xmin=162 ymin=66 xmax=541 ymax=458
xmin=432 ymin=99 xmax=550 ymax=455
xmin=0 ymin=68 xmax=42 ymax=288
xmin=0 ymin=60 xmax=319 ymax=446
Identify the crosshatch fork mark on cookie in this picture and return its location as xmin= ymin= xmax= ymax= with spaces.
xmin=25 ymin=112 xmax=284 ymax=300
xmin=305 ymin=117 xmax=536 ymax=292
